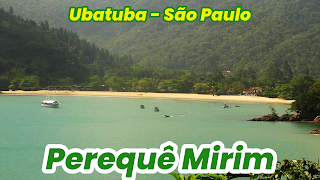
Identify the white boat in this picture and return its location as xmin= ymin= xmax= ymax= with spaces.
xmin=41 ymin=90 xmax=60 ymax=108
xmin=41 ymin=100 xmax=60 ymax=108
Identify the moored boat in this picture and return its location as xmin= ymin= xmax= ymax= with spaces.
xmin=154 ymin=107 xmax=159 ymax=112
xmin=41 ymin=100 xmax=60 ymax=108
xmin=222 ymin=103 xmax=228 ymax=108
xmin=41 ymin=89 xmax=60 ymax=108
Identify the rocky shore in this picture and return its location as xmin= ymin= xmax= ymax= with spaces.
xmin=249 ymin=113 xmax=320 ymax=134
xmin=249 ymin=113 xmax=320 ymax=122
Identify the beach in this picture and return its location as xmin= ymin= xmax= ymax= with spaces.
xmin=0 ymin=90 xmax=294 ymax=104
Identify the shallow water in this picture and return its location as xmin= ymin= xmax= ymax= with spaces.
xmin=0 ymin=95 xmax=319 ymax=180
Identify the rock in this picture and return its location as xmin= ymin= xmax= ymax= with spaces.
xmin=250 ymin=118 xmax=262 ymax=121
xmin=289 ymin=113 xmax=302 ymax=121
xmin=250 ymin=113 xmax=318 ymax=122
xmin=313 ymin=116 xmax=320 ymax=123
xmin=261 ymin=114 xmax=279 ymax=121
xmin=311 ymin=130 xmax=320 ymax=134
xmin=278 ymin=114 xmax=291 ymax=121
xmin=249 ymin=114 xmax=278 ymax=121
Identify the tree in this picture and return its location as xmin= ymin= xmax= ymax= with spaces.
xmin=205 ymin=70 xmax=224 ymax=89
xmin=0 ymin=76 xmax=10 ymax=90
xmin=8 ymin=84 xmax=15 ymax=90
xmin=290 ymin=75 xmax=315 ymax=99
xmin=232 ymin=81 xmax=245 ymax=94
xmin=19 ymin=76 xmax=40 ymax=90
xmin=0 ymin=9 xmax=130 ymax=88
xmin=281 ymin=60 xmax=293 ymax=83
xmin=8 ymin=78 xmax=22 ymax=90
xmin=291 ymin=81 xmax=320 ymax=115
xmin=9 ymin=6 xmax=13 ymax=14
xmin=40 ymin=22 xmax=45 ymax=30
xmin=261 ymin=88 xmax=277 ymax=98
xmin=265 ymin=66 xmax=283 ymax=87
xmin=44 ymin=20 xmax=49 ymax=30
xmin=304 ymin=65 xmax=310 ymax=75
xmin=137 ymin=78 xmax=157 ymax=92
xmin=276 ymin=83 xmax=294 ymax=99
xmin=89 ymin=75 xmax=103 ymax=90
xmin=105 ymin=76 xmax=125 ymax=91
xmin=176 ymin=78 xmax=194 ymax=93
xmin=194 ymin=83 xmax=210 ymax=94
xmin=269 ymin=106 xmax=278 ymax=115
xmin=57 ymin=77 xmax=74 ymax=86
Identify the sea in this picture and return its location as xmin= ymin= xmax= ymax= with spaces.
xmin=0 ymin=95 xmax=319 ymax=180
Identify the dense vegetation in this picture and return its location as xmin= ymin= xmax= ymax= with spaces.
xmin=0 ymin=8 xmax=133 ymax=90
xmin=169 ymin=159 xmax=320 ymax=180
xmin=291 ymin=80 xmax=320 ymax=115
xmin=1 ymin=0 xmax=320 ymax=76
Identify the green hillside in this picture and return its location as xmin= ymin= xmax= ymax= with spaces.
xmin=0 ymin=8 xmax=132 ymax=90
xmin=1 ymin=0 xmax=320 ymax=76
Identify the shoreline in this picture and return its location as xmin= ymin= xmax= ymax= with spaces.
xmin=0 ymin=90 xmax=294 ymax=104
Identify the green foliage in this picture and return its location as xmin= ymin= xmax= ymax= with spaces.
xmin=169 ymin=172 xmax=226 ymax=180
xmin=290 ymin=75 xmax=315 ymax=98
xmin=231 ymin=81 xmax=245 ymax=94
xmin=57 ymin=77 xmax=74 ymax=86
xmin=281 ymin=60 xmax=293 ymax=83
xmin=0 ymin=76 xmax=10 ymax=90
xmin=275 ymin=84 xmax=294 ymax=100
xmin=19 ymin=76 xmax=40 ymax=90
xmin=169 ymin=159 xmax=320 ymax=180
xmin=194 ymin=83 xmax=210 ymax=94
xmin=137 ymin=78 xmax=157 ymax=92
xmin=0 ymin=9 xmax=132 ymax=87
xmin=274 ymin=75 xmax=315 ymax=100
xmin=169 ymin=172 xmax=200 ymax=180
xmin=200 ymin=174 xmax=227 ymax=180
xmin=89 ymin=76 xmax=103 ymax=90
xmin=260 ymin=88 xmax=277 ymax=98
xmin=8 ymin=84 xmax=15 ymax=90
xmin=269 ymin=106 xmax=278 ymax=116
xmin=105 ymin=76 xmax=126 ymax=91
xmin=264 ymin=66 xmax=283 ymax=87
xmin=256 ymin=159 xmax=320 ymax=180
xmin=2 ymin=0 xmax=320 ymax=76
xmin=8 ymin=77 xmax=22 ymax=90
xmin=158 ymin=79 xmax=193 ymax=93
xmin=9 ymin=6 xmax=13 ymax=14
xmin=291 ymin=81 xmax=320 ymax=114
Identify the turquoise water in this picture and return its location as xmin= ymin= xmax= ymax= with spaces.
xmin=0 ymin=95 xmax=319 ymax=180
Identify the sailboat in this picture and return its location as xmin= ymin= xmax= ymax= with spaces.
xmin=41 ymin=88 xmax=60 ymax=108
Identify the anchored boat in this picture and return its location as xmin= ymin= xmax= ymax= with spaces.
xmin=41 ymin=99 xmax=60 ymax=108
xmin=222 ymin=103 xmax=228 ymax=108
xmin=154 ymin=107 xmax=159 ymax=112
xmin=41 ymin=90 xmax=60 ymax=108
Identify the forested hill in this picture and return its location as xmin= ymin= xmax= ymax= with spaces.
xmin=1 ymin=0 xmax=320 ymax=77
xmin=0 ymin=8 xmax=133 ymax=90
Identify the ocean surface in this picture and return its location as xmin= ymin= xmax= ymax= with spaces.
xmin=0 ymin=95 xmax=319 ymax=180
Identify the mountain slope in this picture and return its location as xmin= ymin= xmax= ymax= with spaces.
xmin=1 ymin=0 xmax=320 ymax=76
xmin=0 ymin=8 xmax=131 ymax=90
